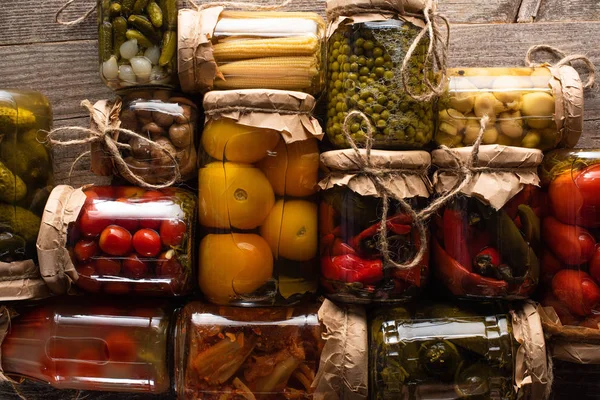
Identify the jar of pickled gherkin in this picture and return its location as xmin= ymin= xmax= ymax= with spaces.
xmin=319 ymin=149 xmax=431 ymax=304
xmin=432 ymin=145 xmax=543 ymax=300
xmin=325 ymin=0 xmax=436 ymax=149
xmin=37 ymin=185 xmax=196 ymax=296
xmin=1 ymin=299 xmax=171 ymax=393
xmin=370 ymin=301 xmax=550 ymax=399
xmin=0 ymin=90 xmax=53 ymax=301
xmin=436 ymin=66 xmax=585 ymax=150
xmin=98 ymin=0 xmax=178 ymax=90
xmin=178 ymin=8 xmax=325 ymax=94
xmin=198 ymin=90 xmax=323 ymax=306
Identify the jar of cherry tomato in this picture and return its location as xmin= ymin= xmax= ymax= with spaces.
xmin=319 ymin=149 xmax=431 ymax=304
xmin=537 ymin=149 xmax=600 ymax=336
xmin=198 ymin=90 xmax=323 ymax=306
xmin=370 ymin=301 xmax=549 ymax=399
xmin=431 ymin=145 xmax=543 ymax=299
xmin=1 ymin=300 xmax=171 ymax=393
xmin=37 ymin=185 xmax=196 ymax=296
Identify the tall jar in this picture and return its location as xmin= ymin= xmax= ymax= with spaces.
xmin=98 ymin=0 xmax=178 ymax=90
xmin=325 ymin=0 xmax=435 ymax=149
xmin=37 ymin=185 xmax=196 ymax=296
xmin=178 ymin=9 xmax=325 ymax=94
xmin=435 ymin=66 xmax=584 ymax=150
xmin=537 ymin=149 xmax=600 ymax=339
xmin=369 ymin=302 xmax=549 ymax=399
xmin=431 ymin=145 xmax=543 ymax=299
xmin=1 ymin=300 xmax=171 ymax=393
xmin=0 ymin=90 xmax=53 ymax=300
xmin=198 ymin=90 xmax=323 ymax=306
xmin=90 ymin=89 xmax=198 ymax=186
xmin=319 ymin=149 xmax=431 ymax=304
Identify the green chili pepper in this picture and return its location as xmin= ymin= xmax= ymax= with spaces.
xmin=158 ymin=30 xmax=176 ymax=66
xmin=112 ymin=16 xmax=127 ymax=57
xmin=517 ymin=204 xmax=541 ymax=251
xmin=147 ymin=1 xmax=163 ymax=28
xmin=133 ymin=0 xmax=149 ymax=14
xmin=128 ymin=15 xmax=159 ymax=43
xmin=99 ymin=21 xmax=113 ymax=62
xmin=125 ymin=29 xmax=153 ymax=48
xmin=164 ymin=0 xmax=177 ymax=30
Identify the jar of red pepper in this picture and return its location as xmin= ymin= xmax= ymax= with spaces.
xmin=431 ymin=145 xmax=543 ymax=299
xmin=319 ymin=149 xmax=431 ymax=304
xmin=37 ymin=185 xmax=196 ymax=296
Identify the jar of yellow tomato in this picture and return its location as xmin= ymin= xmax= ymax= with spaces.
xmin=198 ymin=89 xmax=324 ymax=306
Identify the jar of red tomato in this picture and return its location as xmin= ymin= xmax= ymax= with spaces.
xmin=319 ymin=149 xmax=431 ymax=304
xmin=537 ymin=149 xmax=600 ymax=336
xmin=1 ymin=300 xmax=171 ymax=393
xmin=37 ymin=185 xmax=196 ymax=296
xmin=431 ymin=145 xmax=543 ymax=299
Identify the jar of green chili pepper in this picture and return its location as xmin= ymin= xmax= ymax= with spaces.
xmin=98 ymin=0 xmax=178 ymax=90
xmin=325 ymin=0 xmax=436 ymax=149
xmin=431 ymin=145 xmax=543 ymax=300
xmin=370 ymin=301 xmax=549 ymax=399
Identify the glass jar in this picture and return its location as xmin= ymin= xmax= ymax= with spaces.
xmin=198 ymin=90 xmax=323 ymax=306
xmin=370 ymin=302 xmax=549 ymax=399
xmin=319 ymin=149 xmax=431 ymax=304
xmin=178 ymin=9 xmax=325 ymax=94
xmin=432 ymin=145 xmax=543 ymax=299
xmin=325 ymin=1 xmax=434 ymax=149
xmin=538 ymin=149 xmax=600 ymax=328
xmin=98 ymin=0 xmax=178 ymax=90
xmin=94 ymin=89 xmax=198 ymax=185
xmin=173 ymin=302 xmax=324 ymax=399
xmin=2 ymin=300 xmax=171 ymax=393
xmin=436 ymin=66 xmax=584 ymax=150
xmin=37 ymin=185 xmax=196 ymax=296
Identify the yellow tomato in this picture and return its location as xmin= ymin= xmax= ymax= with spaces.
xmin=199 ymin=233 xmax=273 ymax=304
xmin=257 ymin=139 xmax=319 ymax=197
xmin=198 ymin=162 xmax=275 ymax=230
xmin=201 ymin=118 xmax=281 ymax=163
xmin=260 ymin=199 xmax=318 ymax=261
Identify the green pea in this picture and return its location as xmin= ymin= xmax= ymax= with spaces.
xmin=364 ymin=107 xmax=373 ymax=115
xmin=357 ymin=100 xmax=366 ymax=110
xmin=366 ymin=59 xmax=375 ymax=68
xmin=373 ymin=47 xmax=384 ymax=58
xmin=363 ymin=40 xmax=374 ymax=50
xmin=359 ymin=76 xmax=368 ymax=83
xmin=384 ymin=54 xmax=392 ymax=62
xmin=355 ymin=38 xmax=365 ymax=47
xmin=351 ymin=123 xmax=360 ymax=133
xmin=373 ymin=104 xmax=384 ymax=113
xmin=384 ymin=71 xmax=394 ymax=80
xmin=381 ymin=110 xmax=390 ymax=120
xmin=375 ymin=57 xmax=385 ymax=67
xmin=342 ymin=63 xmax=351 ymax=72
xmin=334 ymin=81 xmax=342 ymax=89
xmin=375 ymin=67 xmax=385 ymax=77
xmin=376 ymin=120 xmax=387 ymax=129
xmin=331 ymin=50 xmax=340 ymax=59
xmin=384 ymin=62 xmax=394 ymax=69
xmin=377 ymin=95 xmax=388 ymax=105
xmin=372 ymin=113 xmax=380 ymax=121
xmin=350 ymin=63 xmax=359 ymax=72
xmin=331 ymin=61 xmax=340 ymax=71
xmin=349 ymin=55 xmax=358 ymax=63
xmin=331 ymin=89 xmax=339 ymax=97
xmin=332 ymin=72 xmax=339 ymax=81
xmin=338 ymin=55 xmax=348 ymax=64
xmin=355 ymin=47 xmax=364 ymax=56
xmin=333 ymin=41 xmax=341 ymax=49
xmin=348 ymin=72 xmax=358 ymax=81
xmin=357 ymin=56 xmax=367 ymax=66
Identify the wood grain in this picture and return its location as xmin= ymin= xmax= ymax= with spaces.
xmin=439 ymin=0 xmax=522 ymax=23
xmin=516 ymin=0 xmax=542 ymax=22
xmin=536 ymin=0 xmax=600 ymax=22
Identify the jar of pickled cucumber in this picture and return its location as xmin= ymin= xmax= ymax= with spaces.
xmin=319 ymin=149 xmax=431 ymax=304
xmin=325 ymin=0 xmax=435 ymax=149
xmin=37 ymin=185 xmax=196 ymax=296
xmin=198 ymin=90 xmax=323 ymax=306
xmin=370 ymin=301 xmax=549 ymax=399
xmin=432 ymin=145 xmax=543 ymax=300
xmin=0 ymin=90 xmax=53 ymax=300
xmin=178 ymin=9 xmax=325 ymax=94
xmin=436 ymin=66 xmax=585 ymax=150
xmin=98 ymin=0 xmax=178 ymax=90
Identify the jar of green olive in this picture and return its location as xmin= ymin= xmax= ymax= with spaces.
xmin=325 ymin=0 xmax=435 ymax=149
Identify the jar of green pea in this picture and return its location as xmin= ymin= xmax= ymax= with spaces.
xmin=325 ymin=0 xmax=435 ymax=149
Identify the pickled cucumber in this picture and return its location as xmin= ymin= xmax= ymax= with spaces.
xmin=0 ymin=129 xmax=51 ymax=185
xmin=0 ymin=160 xmax=26 ymax=203
xmin=0 ymin=106 xmax=36 ymax=133
xmin=0 ymin=204 xmax=41 ymax=243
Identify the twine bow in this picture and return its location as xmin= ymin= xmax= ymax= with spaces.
xmin=526 ymin=44 xmax=596 ymax=89
xmin=55 ymin=0 xmax=96 ymax=25
xmin=45 ymin=99 xmax=181 ymax=189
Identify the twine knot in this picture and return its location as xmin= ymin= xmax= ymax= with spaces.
xmin=526 ymin=44 xmax=596 ymax=89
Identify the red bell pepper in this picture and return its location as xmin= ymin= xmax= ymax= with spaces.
xmin=442 ymin=208 xmax=472 ymax=271
xmin=549 ymin=165 xmax=600 ymax=228
xmin=331 ymin=238 xmax=357 ymax=256
xmin=542 ymin=216 xmax=596 ymax=265
xmin=319 ymin=202 xmax=337 ymax=237
xmin=321 ymin=254 xmax=384 ymax=285
xmin=552 ymin=269 xmax=600 ymax=317
xmin=349 ymin=214 xmax=412 ymax=253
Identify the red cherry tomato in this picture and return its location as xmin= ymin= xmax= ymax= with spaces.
xmin=589 ymin=245 xmax=600 ymax=284
xmin=94 ymin=257 xmax=121 ymax=276
xmin=160 ymin=219 xmax=186 ymax=247
xmin=79 ymin=205 xmax=113 ymax=237
xmin=86 ymin=186 xmax=115 ymax=199
xmin=122 ymin=254 xmax=149 ymax=279
xmin=542 ymin=216 xmax=596 ymax=265
xmin=76 ymin=263 xmax=103 ymax=293
xmin=75 ymin=347 xmax=108 ymax=378
xmin=103 ymin=282 xmax=132 ymax=294
xmin=156 ymin=250 xmax=183 ymax=277
xmin=114 ymin=198 xmax=139 ymax=232
xmin=84 ymin=190 xmax=99 ymax=205
xmin=114 ymin=187 xmax=146 ymax=199
xmin=552 ymin=269 xmax=600 ymax=316
xmin=140 ymin=219 xmax=162 ymax=230
xmin=142 ymin=190 xmax=165 ymax=201
xmin=104 ymin=331 xmax=137 ymax=362
xmin=74 ymin=239 xmax=99 ymax=262
xmin=132 ymin=229 xmax=161 ymax=257
xmin=99 ymin=225 xmax=132 ymax=256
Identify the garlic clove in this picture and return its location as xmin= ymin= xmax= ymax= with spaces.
xmin=130 ymin=56 xmax=152 ymax=81
xmin=120 ymin=39 xmax=139 ymax=60
xmin=118 ymin=65 xmax=137 ymax=84
xmin=144 ymin=46 xmax=161 ymax=65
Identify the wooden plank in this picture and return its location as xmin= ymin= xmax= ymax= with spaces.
xmin=536 ymin=0 xmax=600 ymax=22
xmin=517 ymin=0 xmax=542 ymax=22
xmin=439 ymin=0 xmax=522 ymax=23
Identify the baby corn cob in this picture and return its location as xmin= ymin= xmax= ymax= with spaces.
xmin=220 ymin=11 xmax=325 ymax=28
xmin=213 ymin=36 xmax=319 ymax=61
xmin=214 ymin=76 xmax=314 ymax=91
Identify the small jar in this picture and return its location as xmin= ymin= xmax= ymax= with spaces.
xmin=369 ymin=302 xmax=549 ymax=399
xmin=173 ymin=302 xmax=324 ymax=399
xmin=436 ymin=66 xmax=584 ymax=150
xmin=538 ymin=149 xmax=600 ymax=331
xmin=37 ymin=185 xmax=196 ymax=296
xmin=178 ymin=9 xmax=325 ymax=94
xmin=98 ymin=0 xmax=178 ymax=90
xmin=431 ymin=145 xmax=543 ymax=299
xmin=0 ymin=90 xmax=53 ymax=300
xmin=325 ymin=0 xmax=435 ymax=149
xmin=198 ymin=90 xmax=323 ymax=306
xmin=319 ymin=149 xmax=431 ymax=304
xmin=2 ymin=300 xmax=171 ymax=393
